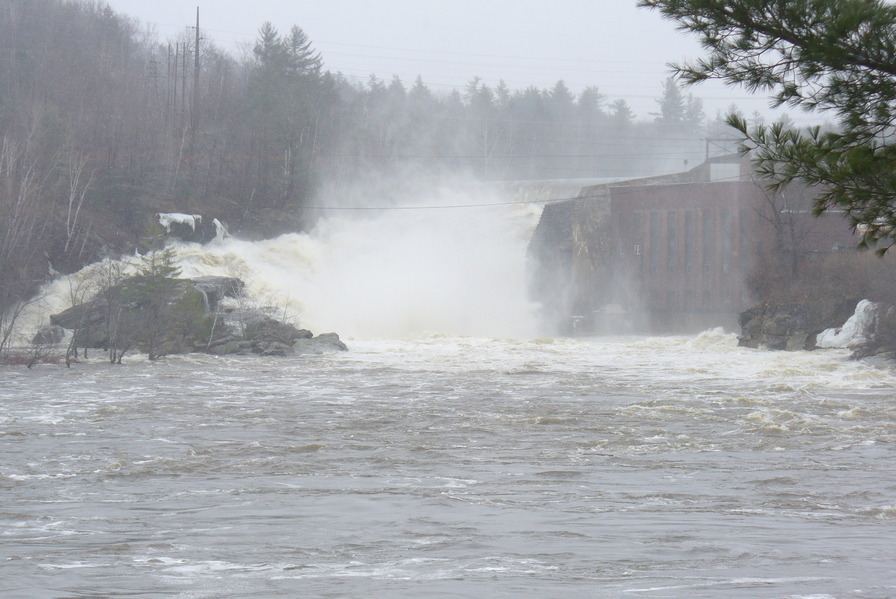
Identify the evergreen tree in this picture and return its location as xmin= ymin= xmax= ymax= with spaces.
xmin=409 ymin=75 xmax=431 ymax=103
xmin=247 ymin=21 xmax=326 ymax=219
xmin=253 ymin=22 xmax=286 ymax=69
xmin=494 ymin=80 xmax=512 ymax=111
xmin=640 ymin=0 xmax=896 ymax=252
xmin=131 ymin=247 xmax=183 ymax=360
xmin=657 ymin=77 xmax=686 ymax=129
xmin=578 ymin=86 xmax=606 ymax=121
xmin=285 ymin=25 xmax=322 ymax=76
xmin=609 ymin=99 xmax=635 ymax=128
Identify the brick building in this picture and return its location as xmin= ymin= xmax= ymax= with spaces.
xmin=528 ymin=155 xmax=856 ymax=333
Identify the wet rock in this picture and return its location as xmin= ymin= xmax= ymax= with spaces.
xmin=191 ymin=276 xmax=244 ymax=311
xmin=47 ymin=275 xmax=347 ymax=360
xmin=293 ymin=332 xmax=349 ymax=355
xmin=738 ymin=298 xmax=858 ymax=350
xmin=841 ymin=303 xmax=896 ymax=361
xmin=31 ymin=325 xmax=66 ymax=345
xmin=50 ymin=302 xmax=103 ymax=330
xmin=241 ymin=314 xmax=311 ymax=345
xmin=156 ymin=213 xmax=220 ymax=244
xmin=207 ymin=340 xmax=243 ymax=355
xmin=257 ymin=341 xmax=295 ymax=356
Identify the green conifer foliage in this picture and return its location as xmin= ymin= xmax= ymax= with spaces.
xmin=640 ymin=0 xmax=896 ymax=252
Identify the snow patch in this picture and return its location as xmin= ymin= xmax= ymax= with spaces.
xmin=158 ymin=213 xmax=201 ymax=232
xmin=816 ymin=300 xmax=878 ymax=349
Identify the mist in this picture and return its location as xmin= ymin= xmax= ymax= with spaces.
xmin=172 ymin=176 xmax=543 ymax=339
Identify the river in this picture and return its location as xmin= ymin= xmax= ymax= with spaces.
xmin=4 ymin=189 xmax=896 ymax=597
xmin=3 ymin=332 xmax=896 ymax=598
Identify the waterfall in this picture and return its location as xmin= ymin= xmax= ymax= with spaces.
xmin=173 ymin=185 xmax=543 ymax=339
xmin=12 ymin=182 xmax=545 ymax=344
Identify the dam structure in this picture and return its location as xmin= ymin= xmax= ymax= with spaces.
xmin=527 ymin=155 xmax=857 ymax=334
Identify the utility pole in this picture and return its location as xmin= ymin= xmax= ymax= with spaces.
xmin=188 ymin=6 xmax=202 ymax=197
xmin=172 ymin=42 xmax=179 ymax=123
xmin=166 ymin=43 xmax=172 ymax=125
xmin=181 ymin=40 xmax=187 ymax=131
xmin=192 ymin=7 xmax=200 ymax=135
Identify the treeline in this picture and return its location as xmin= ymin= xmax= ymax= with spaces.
xmin=0 ymin=0 xmax=725 ymax=330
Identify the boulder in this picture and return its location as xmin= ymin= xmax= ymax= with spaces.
xmin=293 ymin=332 xmax=349 ymax=355
xmin=206 ymin=339 xmax=243 ymax=356
xmin=156 ymin=213 xmax=220 ymax=244
xmin=31 ymin=325 xmax=66 ymax=345
xmin=50 ymin=301 xmax=104 ymax=330
xmin=257 ymin=341 xmax=294 ymax=357
xmin=49 ymin=276 xmax=216 ymax=356
xmin=239 ymin=313 xmax=312 ymax=345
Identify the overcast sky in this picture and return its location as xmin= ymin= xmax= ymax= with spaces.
xmin=104 ymin=0 xmax=806 ymax=122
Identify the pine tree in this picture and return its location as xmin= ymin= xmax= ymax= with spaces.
xmin=640 ymin=0 xmax=896 ymax=252
xmin=285 ymin=25 xmax=322 ymax=77
xmin=247 ymin=22 xmax=326 ymax=216
xmin=657 ymin=77 xmax=686 ymax=129
xmin=131 ymin=247 xmax=183 ymax=360
xmin=253 ymin=22 xmax=287 ymax=71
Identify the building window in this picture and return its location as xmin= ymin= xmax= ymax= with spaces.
xmin=650 ymin=211 xmax=660 ymax=275
xmin=685 ymin=211 xmax=695 ymax=273
xmin=721 ymin=210 xmax=732 ymax=274
xmin=740 ymin=209 xmax=751 ymax=267
xmin=633 ymin=211 xmax=643 ymax=234
xmin=702 ymin=210 xmax=714 ymax=274
xmin=667 ymin=211 xmax=678 ymax=273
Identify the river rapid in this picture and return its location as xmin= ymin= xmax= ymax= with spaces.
xmin=3 ymin=332 xmax=896 ymax=599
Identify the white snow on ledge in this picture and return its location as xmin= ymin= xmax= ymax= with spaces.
xmin=816 ymin=299 xmax=878 ymax=349
xmin=212 ymin=218 xmax=228 ymax=241
xmin=158 ymin=212 xmax=202 ymax=232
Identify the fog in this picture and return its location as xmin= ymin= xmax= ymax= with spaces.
xmin=103 ymin=0 xmax=798 ymax=122
xmin=167 ymin=177 xmax=543 ymax=339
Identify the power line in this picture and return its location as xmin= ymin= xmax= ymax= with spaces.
xmin=300 ymin=173 xmax=749 ymax=211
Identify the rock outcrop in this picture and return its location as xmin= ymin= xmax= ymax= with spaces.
xmin=190 ymin=276 xmax=244 ymax=311
xmin=48 ymin=275 xmax=347 ymax=360
xmin=31 ymin=325 xmax=66 ymax=345
xmin=203 ymin=310 xmax=345 ymax=357
xmin=294 ymin=332 xmax=349 ymax=354
xmin=50 ymin=277 xmax=212 ymax=357
xmin=738 ymin=297 xmax=858 ymax=351
xmin=816 ymin=300 xmax=896 ymax=361
xmin=156 ymin=213 xmax=222 ymax=244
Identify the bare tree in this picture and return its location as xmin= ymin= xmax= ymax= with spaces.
xmin=751 ymin=176 xmax=814 ymax=278
xmin=0 ymin=134 xmax=53 ymax=358
xmin=62 ymin=151 xmax=96 ymax=255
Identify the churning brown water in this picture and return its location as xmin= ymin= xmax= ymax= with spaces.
xmin=3 ymin=331 xmax=895 ymax=598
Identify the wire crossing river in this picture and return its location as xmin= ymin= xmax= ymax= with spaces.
xmin=2 ymin=331 xmax=895 ymax=598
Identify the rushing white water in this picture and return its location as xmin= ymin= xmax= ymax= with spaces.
xmin=10 ymin=182 xmax=542 ymax=345
xmin=172 ymin=186 xmax=542 ymax=339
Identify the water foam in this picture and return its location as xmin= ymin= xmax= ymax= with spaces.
xmin=7 ymin=182 xmax=543 ymax=344
xmin=174 ymin=184 xmax=543 ymax=339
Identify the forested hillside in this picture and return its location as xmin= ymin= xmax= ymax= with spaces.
xmin=0 ymin=0 xmax=722 ymax=321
